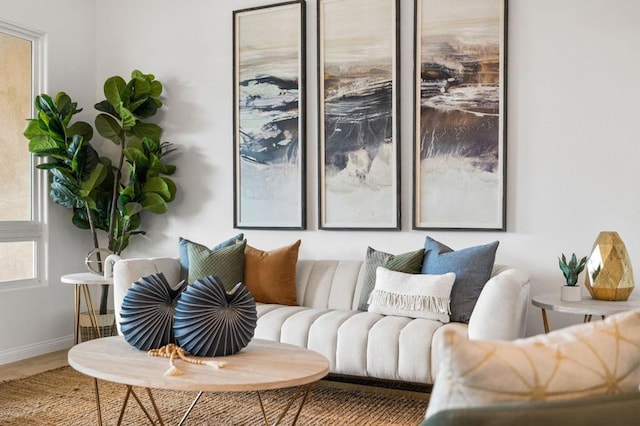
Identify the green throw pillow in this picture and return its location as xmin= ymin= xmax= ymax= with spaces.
xmin=188 ymin=239 xmax=247 ymax=291
xmin=357 ymin=246 xmax=425 ymax=311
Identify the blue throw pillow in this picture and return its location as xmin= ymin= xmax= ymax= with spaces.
xmin=422 ymin=236 xmax=499 ymax=323
xmin=178 ymin=234 xmax=244 ymax=280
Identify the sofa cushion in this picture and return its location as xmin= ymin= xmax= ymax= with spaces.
xmin=244 ymin=240 xmax=301 ymax=305
xmin=358 ymin=247 xmax=425 ymax=311
xmin=422 ymin=237 xmax=498 ymax=323
xmin=187 ymin=239 xmax=247 ymax=290
xmin=255 ymin=304 xmax=445 ymax=383
xmin=367 ymin=267 xmax=455 ymax=322
xmin=425 ymin=309 xmax=640 ymax=419
xmin=178 ymin=234 xmax=244 ymax=280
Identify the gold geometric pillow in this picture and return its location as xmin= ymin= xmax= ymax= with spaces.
xmin=425 ymin=309 xmax=640 ymax=419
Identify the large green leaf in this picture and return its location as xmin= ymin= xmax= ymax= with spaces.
xmin=95 ymin=113 xmax=124 ymax=144
xmin=50 ymin=179 xmax=83 ymax=208
xmin=118 ymin=104 xmax=136 ymax=131
xmin=94 ymin=100 xmax=119 ymax=118
xmin=28 ymin=135 xmax=60 ymax=154
xmin=142 ymin=177 xmax=171 ymax=200
xmin=163 ymin=178 xmax=177 ymax=202
xmin=68 ymin=121 xmax=94 ymax=143
xmin=23 ymin=119 xmax=48 ymax=139
xmin=103 ymin=76 xmax=126 ymax=107
xmin=131 ymin=122 xmax=162 ymax=141
xmin=37 ymin=94 xmax=56 ymax=115
xmin=141 ymin=192 xmax=167 ymax=214
xmin=149 ymin=80 xmax=162 ymax=97
xmin=124 ymin=202 xmax=143 ymax=217
xmin=47 ymin=117 xmax=65 ymax=140
xmin=131 ymin=76 xmax=151 ymax=97
xmin=80 ymin=162 xmax=107 ymax=194
xmin=132 ymin=97 xmax=158 ymax=118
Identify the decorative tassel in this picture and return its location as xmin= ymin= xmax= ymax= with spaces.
xmin=368 ymin=290 xmax=451 ymax=314
xmin=204 ymin=361 xmax=228 ymax=369
xmin=164 ymin=365 xmax=183 ymax=376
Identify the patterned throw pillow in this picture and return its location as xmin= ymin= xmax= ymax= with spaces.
xmin=187 ymin=239 xmax=247 ymax=290
xmin=367 ymin=267 xmax=456 ymax=322
xmin=357 ymin=247 xmax=425 ymax=311
xmin=422 ymin=237 xmax=498 ymax=323
xmin=244 ymin=240 xmax=301 ymax=305
xmin=425 ymin=309 xmax=640 ymax=419
xmin=178 ymin=234 xmax=244 ymax=280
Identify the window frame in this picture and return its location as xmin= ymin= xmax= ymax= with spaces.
xmin=0 ymin=21 xmax=47 ymax=290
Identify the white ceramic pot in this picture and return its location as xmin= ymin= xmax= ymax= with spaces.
xmin=561 ymin=285 xmax=582 ymax=302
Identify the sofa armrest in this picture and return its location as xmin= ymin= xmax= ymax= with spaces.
xmin=467 ymin=268 xmax=530 ymax=340
xmin=112 ymin=257 xmax=181 ymax=334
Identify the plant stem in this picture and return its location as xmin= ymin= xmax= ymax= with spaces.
xmin=108 ymin=144 xmax=125 ymax=252
xmin=85 ymin=202 xmax=109 ymax=315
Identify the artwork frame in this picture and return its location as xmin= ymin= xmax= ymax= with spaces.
xmin=317 ymin=0 xmax=401 ymax=230
xmin=413 ymin=0 xmax=507 ymax=231
xmin=233 ymin=0 xmax=306 ymax=230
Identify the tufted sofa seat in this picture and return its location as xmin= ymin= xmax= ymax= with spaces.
xmin=113 ymin=257 xmax=530 ymax=385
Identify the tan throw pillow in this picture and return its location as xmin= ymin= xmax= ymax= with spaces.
xmin=425 ymin=309 xmax=640 ymax=419
xmin=244 ymin=240 xmax=301 ymax=305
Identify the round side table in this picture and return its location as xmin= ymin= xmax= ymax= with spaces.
xmin=61 ymin=272 xmax=114 ymax=344
xmin=531 ymin=292 xmax=640 ymax=333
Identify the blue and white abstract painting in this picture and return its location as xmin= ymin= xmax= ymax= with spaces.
xmin=234 ymin=1 xmax=305 ymax=229
xmin=319 ymin=0 xmax=399 ymax=229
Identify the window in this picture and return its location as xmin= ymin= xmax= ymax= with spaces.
xmin=0 ymin=22 xmax=45 ymax=288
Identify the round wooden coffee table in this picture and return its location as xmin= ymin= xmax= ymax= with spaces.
xmin=68 ymin=336 xmax=329 ymax=425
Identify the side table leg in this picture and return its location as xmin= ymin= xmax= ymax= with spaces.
xmin=541 ymin=308 xmax=550 ymax=333
xmin=81 ymin=284 xmax=102 ymax=338
xmin=74 ymin=285 xmax=81 ymax=344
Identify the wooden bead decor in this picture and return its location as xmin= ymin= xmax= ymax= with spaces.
xmin=148 ymin=343 xmax=227 ymax=377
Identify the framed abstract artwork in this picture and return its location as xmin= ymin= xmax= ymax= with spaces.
xmin=413 ymin=0 xmax=507 ymax=230
xmin=233 ymin=1 xmax=306 ymax=229
xmin=318 ymin=0 xmax=400 ymax=230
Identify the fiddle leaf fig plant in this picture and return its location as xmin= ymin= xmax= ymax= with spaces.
xmin=558 ymin=253 xmax=587 ymax=286
xmin=24 ymin=70 xmax=178 ymax=314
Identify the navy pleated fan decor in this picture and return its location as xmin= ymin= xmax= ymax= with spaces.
xmin=173 ymin=275 xmax=257 ymax=357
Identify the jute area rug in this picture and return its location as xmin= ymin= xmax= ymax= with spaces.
xmin=0 ymin=366 xmax=427 ymax=425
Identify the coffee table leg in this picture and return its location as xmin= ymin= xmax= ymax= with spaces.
xmin=256 ymin=383 xmax=314 ymax=426
xmin=93 ymin=378 xmax=103 ymax=426
xmin=178 ymin=391 xmax=204 ymax=426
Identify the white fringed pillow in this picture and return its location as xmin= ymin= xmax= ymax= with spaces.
xmin=367 ymin=267 xmax=455 ymax=322
xmin=425 ymin=309 xmax=640 ymax=419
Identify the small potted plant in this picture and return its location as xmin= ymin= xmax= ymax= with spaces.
xmin=558 ymin=253 xmax=587 ymax=301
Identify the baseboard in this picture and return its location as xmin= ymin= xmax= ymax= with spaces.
xmin=0 ymin=335 xmax=73 ymax=365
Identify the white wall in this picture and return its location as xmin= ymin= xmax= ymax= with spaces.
xmin=0 ymin=0 xmax=96 ymax=363
xmin=2 ymin=0 xmax=639 ymax=363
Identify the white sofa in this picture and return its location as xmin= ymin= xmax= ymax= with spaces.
xmin=113 ymin=257 xmax=530 ymax=385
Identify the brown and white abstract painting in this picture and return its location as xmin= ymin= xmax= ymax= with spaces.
xmin=414 ymin=0 xmax=506 ymax=230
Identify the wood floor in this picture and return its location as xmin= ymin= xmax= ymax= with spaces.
xmin=0 ymin=349 xmax=69 ymax=382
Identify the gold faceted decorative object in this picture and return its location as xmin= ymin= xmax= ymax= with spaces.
xmin=584 ymin=231 xmax=634 ymax=301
